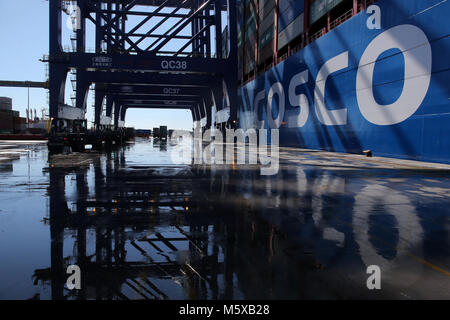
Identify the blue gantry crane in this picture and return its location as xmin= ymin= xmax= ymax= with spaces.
xmin=47 ymin=0 xmax=238 ymax=152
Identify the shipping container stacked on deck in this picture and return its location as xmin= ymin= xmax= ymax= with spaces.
xmin=238 ymin=0 xmax=306 ymax=83
xmin=243 ymin=0 xmax=258 ymax=76
xmin=237 ymin=0 xmax=244 ymax=78
xmin=277 ymin=0 xmax=304 ymax=51
xmin=237 ymin=0 xmax=376 ymax=84
xmin=257 ymin=0 xmax=275 ymax=67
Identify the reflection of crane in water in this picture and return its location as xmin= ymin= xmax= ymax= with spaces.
xmin=33 ymin=149 xmax=237 ymax=300
xmin=29 ymin=143 xmax=428 ymax=299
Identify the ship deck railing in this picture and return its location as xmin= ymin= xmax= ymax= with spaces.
xmin=241 ymin=0 xmax=379 ymax=86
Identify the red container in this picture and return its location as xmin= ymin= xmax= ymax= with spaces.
xmin=13 ymin=117 xmax=27 ymax=133
xmin=258 ymin=41 xmax=274 ymax=63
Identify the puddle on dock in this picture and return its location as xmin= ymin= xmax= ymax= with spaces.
xmin=0 ymin=139 xmax=449 ymax=300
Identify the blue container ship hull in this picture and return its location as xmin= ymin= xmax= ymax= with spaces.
xmin=237 ymin=0 xmax=450 ymax=164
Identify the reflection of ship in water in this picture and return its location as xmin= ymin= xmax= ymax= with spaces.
xmin=33 ymin=145 xmax=450 ymax=299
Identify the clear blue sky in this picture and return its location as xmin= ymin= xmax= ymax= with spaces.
xmin=0 ymin=0 xmax=195 ymax=130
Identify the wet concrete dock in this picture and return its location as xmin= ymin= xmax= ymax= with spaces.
xmin=0 ymin=139 xmax=449 ymax=299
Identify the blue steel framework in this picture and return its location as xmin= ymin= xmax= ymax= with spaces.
xmin=49 ymin=0 xmax=238 ymax=131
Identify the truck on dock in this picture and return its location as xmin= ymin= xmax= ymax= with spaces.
xmin=48 ymin=118 xmax=87 ymax=153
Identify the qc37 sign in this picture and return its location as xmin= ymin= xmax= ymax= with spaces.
xmin=161 ymin=59 xmax=188 ymax=70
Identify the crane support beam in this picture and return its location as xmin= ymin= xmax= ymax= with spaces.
xmin=50 ymin=53 xmax=228 ymax=74
xmin=99 ymin=85 xmax=207 ymax=97
xmin=84 ymin=71 xmax=217 ymax=87
xmin=0 ymin=80 xmax=49 ymax=89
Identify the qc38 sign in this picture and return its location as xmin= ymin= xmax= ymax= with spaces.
xmin=161 ymin=59 xmax=188 ymax=70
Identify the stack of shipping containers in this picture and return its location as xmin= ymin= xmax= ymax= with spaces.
xmin=0 ymin=97 xmax=27 ymax=134
xmin=0 ymin=97 xmax=14 ymax=134
xmin=277 ymin=0 xmax=305 ymax=51
xmin=310 ymin=0 xmax=345 ymax=25
xmin=257 ymin=0 xmax=275 ymax=66
xmin=243 ymin=0 xmax=257 ymax=75
xmin=237 ymin=0 xmax=244 ymax=78
xmin=237 ymin=0 xmax=366 ymax=84
xmin=238 ymin=0 xmax=305 ymax=82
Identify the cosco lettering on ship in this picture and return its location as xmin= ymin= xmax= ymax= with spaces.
xmin=248 ymin=24 xmax=431 ymax=130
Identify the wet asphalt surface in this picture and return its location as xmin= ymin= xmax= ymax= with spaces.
xmin=0 ymin=138 xmax=449 ymax=300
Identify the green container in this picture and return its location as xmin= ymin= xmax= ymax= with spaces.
xmin=245 ymin=17 xmax=257 ymax=40
xmin=310 ymin=0 xmax=343 ymax=24
xmin=259 ymin=24 xmax=274 ymax=49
